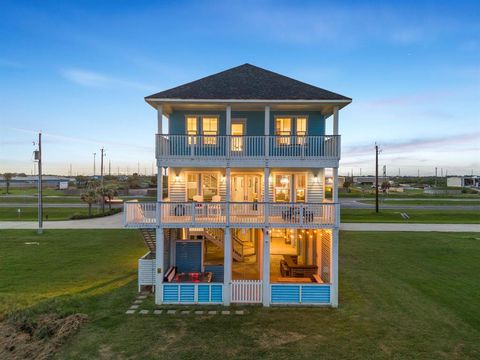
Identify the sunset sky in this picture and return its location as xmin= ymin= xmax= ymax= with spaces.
xmin=1 ymin=0 xmax=479 ymax=176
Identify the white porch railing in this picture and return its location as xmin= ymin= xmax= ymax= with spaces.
xmin=231 ymin=280 xmax=263 ymax=303
xmin=124 ymin=201 xmax=157 ymax=228
xmin=124 ymin=201 xmax=339 ymax=228
xmin=156 ymin=134 xmax=340 ymax=160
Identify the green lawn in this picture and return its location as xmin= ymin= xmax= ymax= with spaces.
xmin=0 ymin=206 xmax=102 ymax=221
xmin=341 ymin=208 xmax=480 ymax=223
xmin=1 ymin=230 xmax=479 ymax=359
xmin=359 ymin=199 xmax=480 ymax=206
xmin=1 ymin=188 xmax=65 ymax=196
xmin=0 ymin=196 xmax=82 ymax=204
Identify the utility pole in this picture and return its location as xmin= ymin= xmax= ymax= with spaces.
xmin=93 ymin=152 xmax=96 ymax=177
xmin=109 ymin=159 xmax=111 ymax=176
xmin=137 ymin=161 xmax=140 ymax=175
xmin=435 ymin=167 xmax=438 ymax=187
xmin=34 ymin=132 xmax=43 ymax=234
xmin=375 ymin=144 xmax=379 ymax=213
xmin=100 ymin=148 xmax=105 ymax=187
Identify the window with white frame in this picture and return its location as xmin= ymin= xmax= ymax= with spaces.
xmin=186 ymin=115 xmax=219 ymax=145
xmin=274 ymin=116 xmax=308 ymax=145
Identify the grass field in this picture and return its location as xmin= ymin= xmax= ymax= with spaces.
xmin=341 ymin=208 xmax=480 ymax=223
xmin=0 ymin=206 xmax=102 ymax=221
xmin=359 ymin=199 xmax=480 ymax=206
xmin=1 ymin=230 xmax=479 ymax=359
xmin=0 ymin=196 xmax=82 ymax=204
xmin=0 ymin=188 xmax=65 ymax=196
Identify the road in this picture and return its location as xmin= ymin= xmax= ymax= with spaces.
xmin=339 ymin=198 xmax=480 ymax=211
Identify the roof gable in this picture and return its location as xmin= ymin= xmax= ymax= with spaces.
xmin=146 ymin=64 xmax=351 ymax=101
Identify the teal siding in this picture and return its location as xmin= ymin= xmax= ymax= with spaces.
xmin=197 ymin=285 xmax=210 ymax=303
xmin=168 ymin=110 xmax=325 ymax=136
xmin=204 ymin=265 xmax=224 ymax=283
xmin=179 ymin=285 xmax=195 ymax=302
xmin=271 ymin=284 xmax=331 ymax=304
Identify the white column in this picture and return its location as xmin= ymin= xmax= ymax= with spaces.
xmin=333 ymin=105 xmax=339 ymax=135
xmin=155 ymin=227 xmax=164 ymax=304
xmin=224 ymin=228 xmax=232 ymax=305
xmin=157 ymin=104 xmax=163 ymax=134
xmin=226 ymin=105 xmax=231 ymax=158
xmin=262 ymin=167 xmax=270 ymax=306
xmin=225 ymin=167 xmax=231 ymax=225
xmin=331 ymin=228 xmax=339 ymax=307
xmin=332 ymin=168 xmax=338 ymax=203
xmin=262 ymin=228 xmax=271 ymax=306
xmin=264 ymin=105 xmax=270 ymax=157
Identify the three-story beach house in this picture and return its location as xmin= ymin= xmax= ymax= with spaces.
xmin=124 ymin=64 xmax=351 ymax=307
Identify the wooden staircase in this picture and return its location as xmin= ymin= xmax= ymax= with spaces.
xmin=203 ymin=228 xmax=244 ymax=262
xmin=140 ymin=229 xmax=156 ymax=253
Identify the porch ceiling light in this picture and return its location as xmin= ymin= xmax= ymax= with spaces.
xmin=174 ymin=175 xmax=181 ymax=183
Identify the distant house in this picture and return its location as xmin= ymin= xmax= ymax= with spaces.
xmin=353 ymin=176 xmax=389 ymax=185
xmin=123 ymin=64 xmax=351 ymax=307
xmin=447 ymin=176 xmax=479 ymax=188
xmin=0 ymin=175 xmax=73 ymax=189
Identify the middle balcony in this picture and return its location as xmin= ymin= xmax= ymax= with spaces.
xmin=156 ymin=134 xmax=340 ymax=168
xmin=124 ymin=201 xmax=339 ymax=229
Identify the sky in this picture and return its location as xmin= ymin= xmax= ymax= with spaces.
xmin=0 ymin=0 xmax=479 ymax=177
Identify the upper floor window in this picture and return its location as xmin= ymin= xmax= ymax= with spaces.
xmin=275 ymin=116 xmax=308 ymax=145
xmin=186 ymin=115 xmax=219 ymax=145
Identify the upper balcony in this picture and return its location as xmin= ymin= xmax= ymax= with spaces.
xmin=156 ymin=134 xmax=340 ymax=168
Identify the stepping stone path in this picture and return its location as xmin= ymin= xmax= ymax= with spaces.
xmin=126 ymin=293 xmax=246 ymax=316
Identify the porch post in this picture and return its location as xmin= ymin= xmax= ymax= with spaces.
xmin=262 ymin=228 xmax=271 ymax=306
xmin=226 ymin=167 xmax=231 ymax=225
xmin=264 ymin=105 xmax=270 ymax=157
xmin=224 ymin=227 xmax=232 ymax=305
xmin=155 ymin=227 xmax=164 ymax=304
xmin=333 ymin=106 xmax=339 ymax=135
xmin=226 ymin=105 xmax=231 ymax=158
xmin=157 ymin=104 xmax=163 ymax=134
xmin=331 ymin=228 xmax=339 ymax=307
xmin=262 ymin=166 xmax=270 ymax=306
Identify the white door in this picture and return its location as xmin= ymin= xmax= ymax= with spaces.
xmin=231 ymin=119 xmax=246 ymax=152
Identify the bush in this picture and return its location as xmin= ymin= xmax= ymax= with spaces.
xmin=70 ymin=208 xmax=122 ymax=220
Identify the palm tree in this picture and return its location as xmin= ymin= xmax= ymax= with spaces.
xmin=96 ymin=187 xmax=109 ymax=213
xmin=3 ymin=173 xmax=13 ymax=194
xmin=80 ymin=189 xmax=97 ymax=216
xmin=343 ymin=180 xmax=352 ymax=193
xmin=105 ymin=186 xmax=118 ymax=210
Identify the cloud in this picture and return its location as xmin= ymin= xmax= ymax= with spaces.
xmin=60 ymin=68 xmax=152 ymax=90
xmin=343 ymin=132 xmax=480 ymax=157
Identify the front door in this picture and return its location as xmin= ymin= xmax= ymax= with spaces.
xmin=231 ymin=119 xmax=246 ymax=152
xmin=175 ymin=241 xmax=202 ymax=273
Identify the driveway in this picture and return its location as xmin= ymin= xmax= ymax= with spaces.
xmin=0 ymin=213 xmax=123 ymax=229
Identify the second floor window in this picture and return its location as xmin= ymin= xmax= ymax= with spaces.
xmin=186 ymin=116 xmax=219 ymax=145
xmin=275 ymin=116 xmax=308 ymax=145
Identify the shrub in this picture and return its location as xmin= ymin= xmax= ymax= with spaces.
xmin=70 ymin=208 xmax=121 ymax=220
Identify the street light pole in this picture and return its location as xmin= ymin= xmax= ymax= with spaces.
xmin=37 ymin=132 xmax=43 ymax=234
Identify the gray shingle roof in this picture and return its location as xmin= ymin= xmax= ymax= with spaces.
xmin=145 ymin=64 xmax=351 ymax=101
